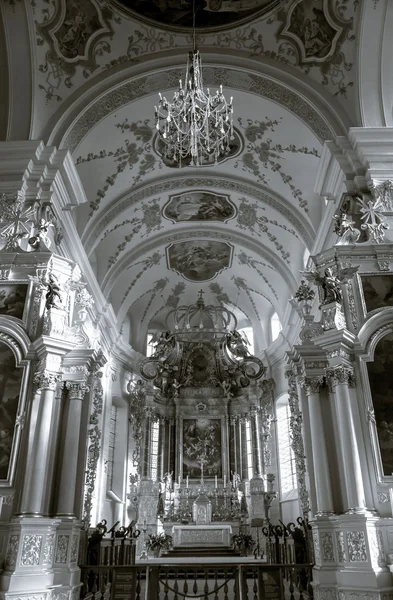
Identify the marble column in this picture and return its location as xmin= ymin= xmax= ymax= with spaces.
xmin=142 ymin=409 xmax=152 ymax=479
xmin=20 ymin=372 xmax=61 ymax=515
xmin=168 ymin=418 xmax=175 ymax=475
xmin=157 ymin=417 xmax=165 ymax=481
xmin=240 ymin=417 xmax=249 ymax=481
xmin=251 ymin=407 xmax=263 ymax=477
xmin=56 ymin=381 xmax=89 ymax=516
xmin=327 ymin=365 xmax=367 ymax=512
xmin=229 ymin=416 xmax=237 ymax=476
xmin=302 ymin=377 xmax=334 ymax=515
xmin=223 ymin=403 xmax=229 ymax=481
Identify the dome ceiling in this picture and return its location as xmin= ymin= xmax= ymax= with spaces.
xmin=111 ymin=0 xmax=284 ymax=31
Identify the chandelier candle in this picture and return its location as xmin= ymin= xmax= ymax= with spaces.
xmin=155 ymin=49 xmax=234 ymax=166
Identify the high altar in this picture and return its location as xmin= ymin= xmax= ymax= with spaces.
xmin=129 ymin=293 xmax=278 ymax=551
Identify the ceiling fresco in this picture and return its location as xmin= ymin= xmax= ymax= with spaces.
xmin=166 ymin=240 xmax=234 ymax=282
xmin=163 ymin=191 xmax=236 ymax=223
xmin=111 ymin=0 xmax=283 ymax=31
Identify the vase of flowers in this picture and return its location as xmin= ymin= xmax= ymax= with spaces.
xmin=232 ymin=532 xmax=256 ymax=557
xmin=145 ymin=532 xmax=173 ymax=558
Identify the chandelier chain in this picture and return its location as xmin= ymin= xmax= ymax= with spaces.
xmin=154 ymin=4 xmax=234 ymax=168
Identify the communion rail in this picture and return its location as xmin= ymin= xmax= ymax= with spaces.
xmin=80 ymin=563 xmax=313 ymax=600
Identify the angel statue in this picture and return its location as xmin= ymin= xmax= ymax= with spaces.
xmin=301 ymin=265 xmax=359 ymax=306
xmin=45 ymin=274 xmax=62 ymax=309
xmin=219 ymin=378 xmax=233 ymax=400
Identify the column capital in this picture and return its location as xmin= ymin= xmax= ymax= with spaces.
xmin=301 ymin=376 xmax=324 ymax=396
xmin=33 ymin=370 xmax=62 ymax=391
xmin=326 ymin=365 xmax=355 ymax=388
xmin=65 ymin=381 xmax=90 ymax=399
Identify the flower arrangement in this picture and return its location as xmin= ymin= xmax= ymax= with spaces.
xmin=145 ymin=532 xmax=173 ymax=557
xmin=232 ymin=532 xmax=256 ymax=555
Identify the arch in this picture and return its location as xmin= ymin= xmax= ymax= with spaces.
xmin=44 ymin=51 xmax=351 ymax=152
xmin=102 ymin=225 xmax=298 ymax=300
xmin=356 ymin=0 xmax=393 ymax=128
xmin=0 ymin=316 xmax=32 ymax=365
xmin=357 ymin=308 xmax=393 ymax=362
xmin=0 ymin=2 xmax=34 ymax=140
xmin=83 ymin=174 xmax=315 ymax=256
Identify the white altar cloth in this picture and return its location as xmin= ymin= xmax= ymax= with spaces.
xmin=172 ymin=524 xmax=232 ymax=548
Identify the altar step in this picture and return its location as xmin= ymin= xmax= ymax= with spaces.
xmin=165 ymin=546 xmax=241 ymax=558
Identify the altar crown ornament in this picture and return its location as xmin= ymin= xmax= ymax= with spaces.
xmin=154 ymin=0 xmax=234 ymax=167
xmin=166 ymin=289 xmax=237 ymax=334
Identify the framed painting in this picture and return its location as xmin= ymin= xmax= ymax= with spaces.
xmin=0 ymin=340 xmax=25 ymax=485
xmin=182 ymin=417 xmax=223 ymax=479
xmin=0 ymin=283 xmax=29 ymax=321
xmin=359 ymin=274 xmax=393 ymax=314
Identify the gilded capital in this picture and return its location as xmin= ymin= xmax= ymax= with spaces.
xmin=65 ymin=381 xmax=90 ymax=399
xmin=301 ymin=376 xmax=324 ymax=395
xmin=326 ymin=365 xmax=355 ymax=388
xmin=33 ymin=371 xmax=62 ymax=391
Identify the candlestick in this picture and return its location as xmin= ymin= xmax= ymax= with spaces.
xmin=215 ymin=475 xmax=217 ymax=488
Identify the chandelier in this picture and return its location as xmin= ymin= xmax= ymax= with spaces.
xmin=155 ymin=7 xmax=234 ymax=167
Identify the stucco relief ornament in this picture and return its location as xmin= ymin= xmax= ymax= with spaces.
xmin=0 ymin=192 xmax=35 ymax=251
xmin=357 ymin=194 xmax=389 ymax=244
xmin=5 ymin=534 xmax=19 ymax=568
xmin=55 ymin=534 xmax=69 ymax=564
xmin=332 ymin=211 xmax=360 ymax=245
xmin=21 ymin=534 xmax=43 ymax=566
xmin=286 ymin=369 xmax=310 ymax=516
xmin=321 ymin=532 xmax=335 ymax=562
xmin=347 ymin=531 xmax=368 ymax=562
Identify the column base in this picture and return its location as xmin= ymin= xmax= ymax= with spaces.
xmin=0 ymin=517 xmax=82 ymax=600
xmin=312 ymin=513 xmax=393 ymax=597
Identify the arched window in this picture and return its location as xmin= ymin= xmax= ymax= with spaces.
xmin=276 ymin=395 xmax=297 ymax=497
xmin=238 ymin=327 xmax=254 ymax=355
xmin=150 ymin=420 xmax=160 ymax=481
xmin=303 ymin=247 xmax=310 ymax=268
xmin=146 ymin=331 xmax=155 ymax=357
xmin=271 ymin=313 xmax=282 ymax=342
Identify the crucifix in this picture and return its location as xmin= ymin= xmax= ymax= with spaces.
xmin=197 ymin=289 xmax=205 ymax=301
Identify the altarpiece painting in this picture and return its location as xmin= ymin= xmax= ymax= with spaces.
xmin=367 ymin=332 xmax=393 ymax=477
xmin=0 ymin=341 xmax=23 ymax=481
xmin=182 ymin=418 xmax=222 ymax=479
xmin=360 ymin=275 xmax=393 ymax=313
xmin=0 ymin=284 xmax=28 ymax=320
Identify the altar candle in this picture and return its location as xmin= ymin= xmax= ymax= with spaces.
xmin=178 ymin=475 xmax=181 ymax=485
xmin=215 ymin=475 xmax=218 ymax=488
xmin=224 ymin=474 xmax=226 ymax=488
xmin=186 ymin=476 xmax=189 ymax=488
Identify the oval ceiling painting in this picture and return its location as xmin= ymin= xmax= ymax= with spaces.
xmin=112 ymin=0 xmax=283 ymax=31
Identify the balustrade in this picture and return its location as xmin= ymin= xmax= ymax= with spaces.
xmin=80 ymin=563 xmax=313 ymax=600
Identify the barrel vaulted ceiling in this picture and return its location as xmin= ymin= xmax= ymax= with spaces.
xmin=1 ymin=0 xmax=366 ymax=354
